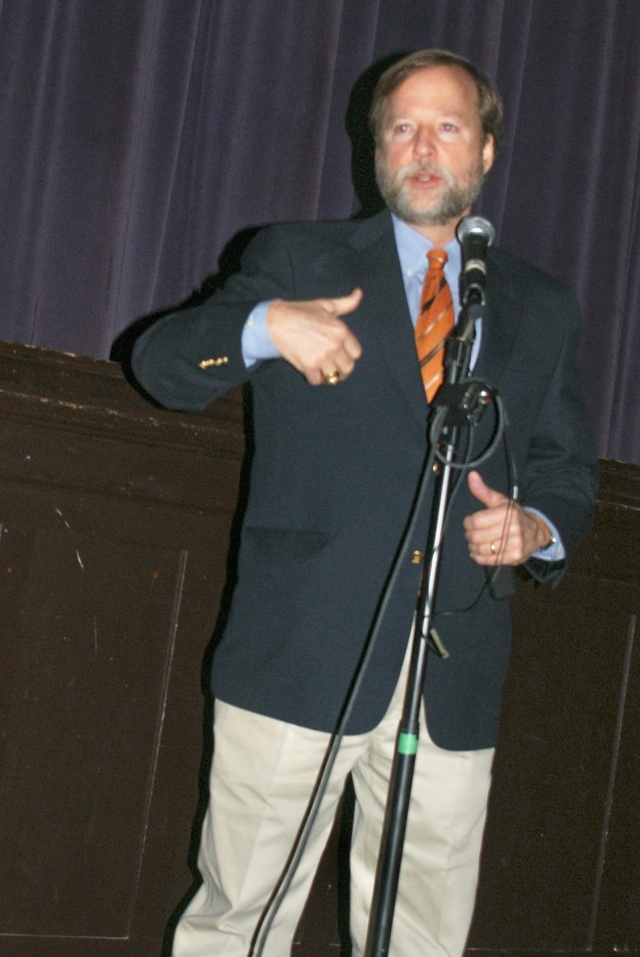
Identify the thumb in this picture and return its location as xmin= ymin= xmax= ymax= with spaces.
xmin=326 ymin=287 xmax=363 ymax=316
xmin=467 ymin=470 xmax=506 ymax=509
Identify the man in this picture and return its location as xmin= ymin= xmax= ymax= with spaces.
xmin=131 ymin=50 xmax=598 ymax=957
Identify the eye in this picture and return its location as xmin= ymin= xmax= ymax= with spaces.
xmin=392 ymin=122 xmax=413 ymax=137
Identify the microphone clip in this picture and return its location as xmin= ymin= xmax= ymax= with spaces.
xmin=431 ymin=378 xmax=496 ymax=428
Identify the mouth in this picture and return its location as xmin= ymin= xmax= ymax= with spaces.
xmin=403 ymin=162 xmax=443 ymax=186
xmin=408 ymin=169 xmax=441 ymax=190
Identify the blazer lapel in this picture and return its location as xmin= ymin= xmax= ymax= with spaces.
xmin=472 ymin=249 xmax=522 ymax=389
xmin=344 ymin=216 xmax=522 ymax=425
xmin=348 ymin=212 xmax=428 ymax=429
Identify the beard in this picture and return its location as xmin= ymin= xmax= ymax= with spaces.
xmin=375 ymin=154 xmax=486 ymax=228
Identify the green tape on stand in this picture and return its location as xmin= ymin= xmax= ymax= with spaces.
xmin=397 ymin=732 xmax=418 ymax=755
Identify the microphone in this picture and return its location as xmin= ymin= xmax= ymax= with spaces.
xmin=456 ymin=216 xmax=495 ymax=304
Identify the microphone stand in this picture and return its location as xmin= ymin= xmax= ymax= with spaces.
xmin=363 ymin=294 xmax=493 ymax=957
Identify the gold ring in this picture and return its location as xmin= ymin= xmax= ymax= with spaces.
xmin=323 ymin=370 xmax=341 ymax=385
xmin=490 ymin=541 xmax=497 ymax=555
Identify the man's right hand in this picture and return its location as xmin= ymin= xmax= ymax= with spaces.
xmin=266 ymin=288 xmax=363 ymax=385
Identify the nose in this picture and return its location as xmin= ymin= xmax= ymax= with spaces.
xmin=413 ymin=126 xmax=436 ymax=158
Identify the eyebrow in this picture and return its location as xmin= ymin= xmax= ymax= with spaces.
xmin=385 ymin=110 xmax=470 ymax=130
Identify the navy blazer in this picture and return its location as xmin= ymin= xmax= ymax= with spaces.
xmin=131 ymin=210 xmax=598 ymax=750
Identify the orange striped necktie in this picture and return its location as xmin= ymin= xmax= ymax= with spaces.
xmin=415 ymin=248 xmax=455 ymax=402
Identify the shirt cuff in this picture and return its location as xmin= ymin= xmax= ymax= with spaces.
xmin=241 ymin=301 xmax=281 ymax=367
xmin=525 ymin=508 xmax=566 ymax=561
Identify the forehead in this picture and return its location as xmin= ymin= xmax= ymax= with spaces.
xmin=383 ymin=65 xmax=481 ymax=121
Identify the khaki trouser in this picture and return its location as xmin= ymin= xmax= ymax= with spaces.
xmin=173 ymin=650 xmax=494 ymax=957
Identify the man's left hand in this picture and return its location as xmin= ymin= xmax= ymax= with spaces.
xmin=464 ymin=470 xmax=552 ymax=566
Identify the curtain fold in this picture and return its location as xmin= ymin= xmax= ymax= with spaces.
xmin=0 ymin=0 xmax=638 ymax=463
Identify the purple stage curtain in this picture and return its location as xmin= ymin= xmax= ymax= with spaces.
xmin=0 ymin=0 xmax=638 ymax=463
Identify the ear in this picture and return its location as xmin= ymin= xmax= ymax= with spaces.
xmin=482 ymin=134 xmax=495 ymax=174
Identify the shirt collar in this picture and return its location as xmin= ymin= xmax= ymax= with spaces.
xmin=391 ymin=213 xmax=462 ymax=314
xmin=391 ymin=213 xmax=461 ymax=274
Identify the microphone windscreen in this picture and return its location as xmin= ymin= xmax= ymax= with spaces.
xmin=457 ymin=216 xmax=495 ymax=247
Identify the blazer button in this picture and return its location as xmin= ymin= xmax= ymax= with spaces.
xmin=410 ymin=550 xmax=424 ymax=564
xmin=198 ymin=356 xmax=229 ymax=369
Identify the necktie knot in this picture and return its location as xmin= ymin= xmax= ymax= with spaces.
xmin=427 ymin=248 xmax=448 ymax=271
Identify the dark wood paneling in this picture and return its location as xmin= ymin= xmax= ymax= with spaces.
xmin=0 ymin=342 xmax=244 ymax=956
xmin=0 ymin=342 xmax=638 ymax=957
xmin=468 ymin=463 xmax=640 ymax=956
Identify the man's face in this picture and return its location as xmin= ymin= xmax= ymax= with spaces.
xmin=375 ymin=65 xmax=495 ymax=240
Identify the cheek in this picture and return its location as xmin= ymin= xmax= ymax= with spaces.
xmin=381 ymin=134 xmax=413 ymax=159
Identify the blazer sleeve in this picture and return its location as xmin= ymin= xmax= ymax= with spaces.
xmin=130 ymin=225 xmax=296 ymax=411
xmin=519 ymin=287 xmax=599 ymax=573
